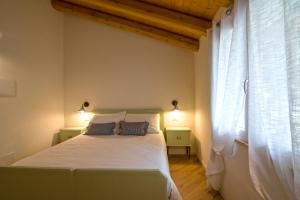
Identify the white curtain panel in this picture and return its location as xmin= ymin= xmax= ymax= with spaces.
xmin=248 ymin=0 xmax=300 ymax=199
xmin=287 ymin=2 xmax=300 ymax=199
xmin=206 ymin=0 xmax=248 ymax=190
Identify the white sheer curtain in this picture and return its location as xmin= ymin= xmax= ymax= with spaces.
xmin=208 ymin=0 xmax=300 ymax=198
xmin=248 ymin=0 xmax=300 ymax=199
xmin=206 ymin=0 xmax=248 ymax=190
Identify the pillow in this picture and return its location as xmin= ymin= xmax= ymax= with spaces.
xmin=125 ymin=113 xmax=160 ymax=133
xmin=85 ymin=122 xmax=116 ymax=135
xmin=119 ymin=121 xmax=149 ymax=136
xmin=90 ymin=111 xmax=126 ymax=134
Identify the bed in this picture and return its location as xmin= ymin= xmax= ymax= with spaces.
xmin=0 ymin=109 xmax=181 ymax=200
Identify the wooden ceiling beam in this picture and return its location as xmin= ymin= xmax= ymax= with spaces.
xmin=52 ymin=0 xmax=199 ymax=51
xmin=139 ymin=0 xmax=233 ymax=20
xmin=61 ymin=0 xmax=211 ymax=39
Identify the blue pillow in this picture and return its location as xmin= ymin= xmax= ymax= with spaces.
xmin=85 ymin=122 xmax=116 ymax=135
xmin=119 ymin=121 xmax=149 ymax=136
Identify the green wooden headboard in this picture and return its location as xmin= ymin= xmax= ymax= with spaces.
xmin=92 ymin=108 xmax=165 ymax=131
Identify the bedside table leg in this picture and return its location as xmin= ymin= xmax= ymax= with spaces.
xmin=186 ymin=146 xmax=191 ymax=160
xmin=167 ymin=146 xmax=169 ymax=156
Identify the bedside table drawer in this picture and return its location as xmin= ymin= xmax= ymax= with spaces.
xmin=166 ymin=131 xmax=190 ymax=146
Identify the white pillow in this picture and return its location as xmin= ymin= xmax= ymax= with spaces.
xmin=125 ymin=113 xmax=160 ymax=133
xmin=90 ymin=111 xmax=126 ymax=134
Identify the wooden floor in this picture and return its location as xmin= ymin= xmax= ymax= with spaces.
xmin=169 ymin=155 xmax=223 ymax=200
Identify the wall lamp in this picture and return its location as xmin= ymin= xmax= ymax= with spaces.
xmin=172 ymin=100 xmax=179 ymax=110
xmin=78 ymin=101 xmax=90 ymax=112
xmin=171 ymin=100 xmax=181 ymax=122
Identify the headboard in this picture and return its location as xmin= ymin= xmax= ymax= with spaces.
xmin=92 ymin=108 xmax=165 ymax=131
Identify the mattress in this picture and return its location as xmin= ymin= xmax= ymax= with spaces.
xmin=13 ymin=132 xmax=181 ymax=200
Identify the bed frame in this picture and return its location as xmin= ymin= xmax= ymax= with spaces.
xmin=93 ymin=108 xmax=165 ymax=131
xmin=0 ymin=109 xmax=170 ymax=200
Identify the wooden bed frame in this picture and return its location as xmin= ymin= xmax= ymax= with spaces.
xmin=0 ymin=109 xmax=170 ymax=200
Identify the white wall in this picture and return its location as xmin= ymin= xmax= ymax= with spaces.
xmin=194 ymin=35 xmax=212 ymax=167
xmin=0 ymin=0 xmax=64 ymax=163
xmin=64 ymin=15 xmax=196 ymax=153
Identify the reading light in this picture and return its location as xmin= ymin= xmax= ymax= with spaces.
xmin=78 ymin=101 xmax=90 ymax=112
xmin=171 ymin=100 xmax=181 ymax=122
xmin=78 ymin=101 xmax=93 ymax=122
xmin=172 ymin=100 xmax=179 ymax=110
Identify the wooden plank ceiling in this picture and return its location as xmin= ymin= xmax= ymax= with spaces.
xmin=52 ymin=0 xmax=231 ymax=51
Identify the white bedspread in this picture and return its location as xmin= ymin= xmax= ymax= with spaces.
xmin=13 ymin=132 xmax=181 ymax=200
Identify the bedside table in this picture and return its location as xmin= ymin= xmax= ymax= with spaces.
xmin=58 ymin=127 xmax=85 ymax=144
xmin=165 ymin=127 xmax=191 ymax=159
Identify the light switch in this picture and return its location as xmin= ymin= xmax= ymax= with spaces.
xmin=0 ymin=79 xmax=17 ymax=97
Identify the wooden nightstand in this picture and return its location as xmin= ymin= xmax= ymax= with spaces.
xmin=165 ymin=127 xmax=191 ymax=159
xmin=58 ymin=127 xmax=85 ymax=144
